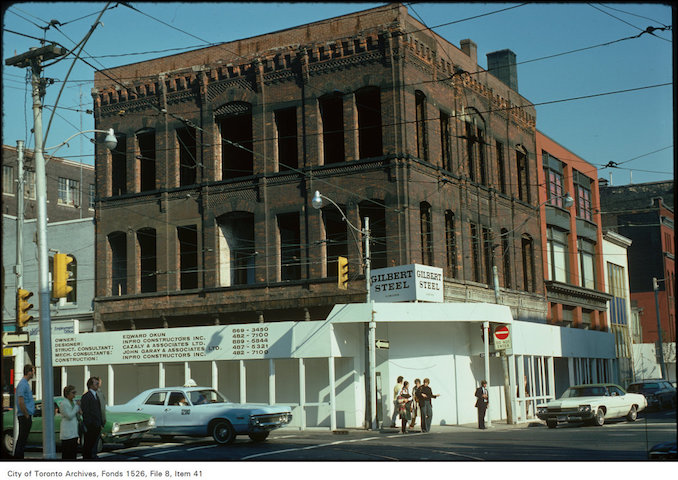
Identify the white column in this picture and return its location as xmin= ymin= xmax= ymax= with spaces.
xmin=528 ymin=356 xmax=536 ymax=418
xmin=159 ymin=363 xmax=166 ymax=388
xmin=568 ymin=358 xmax=575 ymax=386
xmin=508 ymin=354 xmax=518 ymax=422
xmin=239 ymin=360 xmax=246 ymax=403
xmin=211 ymin=361 xmax=218 ymax=390
xmin=329 ymin=356 xmax=336 ymax=431
xmin=517 ymin=355 xmax=525 ymax=421
xmin=299 ymin=358 xmax=306 ymax=430
xmin=539 ymin=356 xmax=546 ymax=401
xmin=83 ymin=365 xmax=90 ymax=393
xmin=547 ymin=357 xmax=555 ymax=401
xmin=108 ymin=364 xmax=114 ymax=406
xmin=592 ymin=359 xmax=598 ymax=383
xmin=268 ymin=359 xmax=276 ymax=405
xmin=184 ymin=362 xmax=191 ymax=385
xmin=61 ymin=367 xmax=67 ymax=395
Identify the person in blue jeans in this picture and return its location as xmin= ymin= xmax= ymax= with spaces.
xmin=418 ymin=378 xmax=439 ymax=432
xmin=14 ymin=364 xmax=36 ymax=459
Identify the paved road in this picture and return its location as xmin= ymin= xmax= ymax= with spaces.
xmin=12 ymin=408 xmax=676 ymax=462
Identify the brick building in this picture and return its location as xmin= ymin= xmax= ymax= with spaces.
xmin=599 ymin=181 xmax=675 ymax=345
xmin=91 ymin=4 xmax=549 ymax=332
xmin=2 ymin=144 xmax=95 ymax=221
xmin=535 ymin=131 xmax=611 ymax=331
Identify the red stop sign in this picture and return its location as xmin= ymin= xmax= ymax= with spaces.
xmin=494 ymin=325 xmax=510 ymax=340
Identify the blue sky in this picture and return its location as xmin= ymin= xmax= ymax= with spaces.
xmin=2 ymin=2 xmax=673 ymax=185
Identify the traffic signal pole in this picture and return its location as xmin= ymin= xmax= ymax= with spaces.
xmin=6 ymin=44 xmax=67 ymax=460
xmin=14 ymin=140 xmax=25 ymax=455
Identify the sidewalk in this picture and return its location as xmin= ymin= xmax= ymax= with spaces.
xmin=374 ymin=418 xmax=542 ymax=434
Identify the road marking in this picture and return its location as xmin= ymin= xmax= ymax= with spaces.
xmin=144 ymin=449 xmax=176 ymax=457
xmin=427 ymin=448 xmax=484 ymax=461
xmin=272 ymin=435 xmax=298 ymax=439
xmin=187 ymin=445 xmax=215 ymax=452
xmin=241 ymin=435 xmax=381 ymax=460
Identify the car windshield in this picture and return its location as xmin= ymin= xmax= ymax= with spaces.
xmin=629 ymin=383 xmax=660 ymax=392
xmin=189 ymin=389 xmax=227 ymax=405
xmin=562 ymin=386 xmax=607 ymax=398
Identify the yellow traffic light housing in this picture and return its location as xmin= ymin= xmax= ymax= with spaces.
xmin=17 ymin=288 xmax=34 ymax=329
xmin=52 ymin=253 xmax=74 ymax=298
xmin=337 ymin=256 xmax=349 ymax=290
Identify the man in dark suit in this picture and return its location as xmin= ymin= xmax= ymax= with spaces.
xmin=475 ymin=380 xmax=489 ymax=429
xmin=81 ymin=376 xmax=104 ymax=459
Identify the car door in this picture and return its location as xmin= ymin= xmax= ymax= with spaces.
xmin=136 ymin=391 xmax=169 ymax=429
xmin=607 ymin=385 xmax=628 ymax=417
xmin=162 ymin=391 xmax=196 ymax=434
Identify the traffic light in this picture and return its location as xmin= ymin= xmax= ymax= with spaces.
xmin=337 ymin=256 xmax=349 ymax=290
xmin=16 ymin=288 xmax=34 ymax=329
xmin=52 ymin=253 xmax=74 ymax=298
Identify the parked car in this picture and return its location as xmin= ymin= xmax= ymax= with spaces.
xmin=626 ymin=380 xmax=676 ymax=410
xmin=2 ymin=396 xmax=155 ymax=457
xmin=108 ymin=385 xmax=292 ymax=445
xmin=648 ymin=441 xmax=677 ymax=460
xmin=537 ymin=383 xmax=647 ymax=428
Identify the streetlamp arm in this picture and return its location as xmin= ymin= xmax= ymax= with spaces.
xmin=44 ymin=128 xmax=116 ymax=152
xmin=312 ymin=191 xmax=364 ymax=234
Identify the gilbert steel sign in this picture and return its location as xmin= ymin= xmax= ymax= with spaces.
xmin=370 ymin=264 xmax=443 ymax=303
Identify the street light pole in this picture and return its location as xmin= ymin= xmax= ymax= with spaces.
xmin=312 ymin=191 xmax=377 ymax=429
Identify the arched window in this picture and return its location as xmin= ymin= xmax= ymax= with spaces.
xmin=108 ymin=231 xmax=127 ymax=296
xmin=464 ymin=109 xmax=487 ymax=184
xmin=217 ymin=212 xmax=255 ymax=286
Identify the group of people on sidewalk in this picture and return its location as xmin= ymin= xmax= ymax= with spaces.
xmin=13 ymin=364 xmax=107 ymax=460
xmin=390 ymin=376 xmax=491 ymax=432
xmin=390 ymin=376 xmax=439 ymax=433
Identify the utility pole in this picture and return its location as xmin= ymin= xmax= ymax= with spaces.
xmin=652 ymin=277 xmax=667 ymax=379
xmin=6 ymin=44 xmax=67 ymax=460
xmin=13 ymin=140 xmax=26 ymax=454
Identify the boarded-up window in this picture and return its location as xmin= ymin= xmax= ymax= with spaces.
xmin=415 ymin=91 xmax=428 ymax=161
xmin=319 ymin=94 xmax=344 ymax=164
xmin=420 ymin=202 xmax=433 ymax=266
xmin=137 ymin=130 xmax=156 ymax=192
xmin=109 ymin=231 xmax=127 ymax=296
xmin=137 ymin=227 xmax=157 ymax=293
xmin=111 ymin=134 xmax=127 ymax=196
xmin=218 ymin=102 xmax=253 ymax=180
xmin=278 ymin=213 xmax=301 ymax=281
xmin=178 ymin=225 xmax=198 ymax=290
xmin=177 ymin=127 xmax=197 ymax=186
xmin=356 ymin=87 xmax=382 ymax=159
xmin=275 ymin=107 xmax=298 ymax=171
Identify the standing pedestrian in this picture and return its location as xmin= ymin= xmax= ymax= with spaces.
xmin=475 ymin=380 xmax=489 ymax=429
xmin=418 ymin=378 xmax=439 ymax=432
xmin=397 ymin=381 xmax=412 ymax=433
xmin=14 ymin=364 xmax=36 ymax=459
xmin=58 ymin=385 xmax=81 ymax=459
xmin=93 ymin=376 xmax=107 ymax=427
xmin=409 ymin=378 xmax=421 ymax=429
xmin=390 ymin=375 xmax=404 ymax=428
xmin=81 ymin=377 xmax=104 ymax=459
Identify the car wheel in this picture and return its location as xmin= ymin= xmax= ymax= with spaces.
xmin=248 ymin=431 xmax=270 ymax=442
xmin=593 ymin=409 xmax=605 ymax=426
xmin=212 ymin=420 xmax=235 ymax=445
xmin=546 ymin=419 xmax=557 ymax=429
xmin=2 ymin=430 xmax=14 ymax=457
xmin=160 ymin=435 xmax=174 ymax=442
xmin=626 ymin=405 xmax=637 ymax=422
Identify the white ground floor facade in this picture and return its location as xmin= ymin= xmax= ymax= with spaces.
xmin=10 ymin=302 xmax=617 ymax=429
